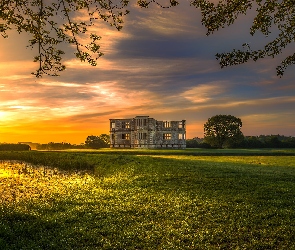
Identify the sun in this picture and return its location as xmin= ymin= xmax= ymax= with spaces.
xmin=0 ymin=111 xmax=6 ymax=120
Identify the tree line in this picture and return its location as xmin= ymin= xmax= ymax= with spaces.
xmin=196 ymin=114 xmax=295 ymax=149
xmin=1 ymin=117 xmax=294 ymax=150
xmin=187 ymin=135 xmax=295 ymax=149
xmin=0 ymin=134 xmax=110 ymax=151
xmin=0 ymin=143 xmax=31 ymax=151
xmin=36 ymin=134 xmax=110 ymax=150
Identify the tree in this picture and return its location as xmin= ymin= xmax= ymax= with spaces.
xmin=0 ymin=0 xmax=131 ymax=77
xmin=0 ymin=0 xmax=177 ymax=77
xmin=98 ymin=133 xmax=110 ymax=145
xmin=186 ymin=139 xmax=200 ymax=148
xmin=85 ymin=134 xmax=109 ymax=149
xmin=36 ymin=142 xmax=84 ymax=150
xmin=0 ymin=143 xmax=31 ymax=151
xmin=243 ymin=136 xmax=264 ymax=148
xmin=204 ymin=114 xmax=243 ymax=148
xmin=190 ymin=0 xmax=295 ymax=76
xmin=1 ymin=0 xmax=294 ymax=76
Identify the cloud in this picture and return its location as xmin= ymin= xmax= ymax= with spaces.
xmin=1 ymin=2 xmax=295 ymax=143
xmin=129 ymin=3 xmax=204 ymax=36
xmin=181 ymin=82 xmax=229 ymax=103
xmin=241 ymin=112 xmax=295 ymax=136
xmin=0 ymin=61 xmax=37 ymax=79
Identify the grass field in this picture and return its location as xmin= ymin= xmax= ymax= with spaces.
xmin=0 ymin=149 xmax=295 ymax=249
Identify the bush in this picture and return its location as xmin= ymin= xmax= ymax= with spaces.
xmin=0 ymin=144 xmax=31 ymax=151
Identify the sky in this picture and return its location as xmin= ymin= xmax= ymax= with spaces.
xmin=1 ymin=2 xmax=295 ymax=144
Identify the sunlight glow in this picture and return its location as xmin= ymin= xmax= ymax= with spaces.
xmin=0 ymin=111 xmax=6 ymax=120
xmin=0 ymin=168 xmax=12 ymax=178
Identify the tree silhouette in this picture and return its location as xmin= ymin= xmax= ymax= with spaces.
xmin=1 ymin=0 xmax=294 ymax=76
xmin=204 ymin=114 xmax=244 ymax=149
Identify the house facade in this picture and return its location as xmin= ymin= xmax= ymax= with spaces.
xmin=110 ymin=116 xmax=186 ymax=148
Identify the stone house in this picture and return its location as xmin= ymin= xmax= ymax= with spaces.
xmin=109 ymin=116 xmax=186 ymax=148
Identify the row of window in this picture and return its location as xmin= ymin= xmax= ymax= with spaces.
xmin=138 ymin=132 xmax=147 ymax=140
xmin=121 ymin=133 xmax=130 ymax=140
xmin=165 ymin=121 xmax=185 ymax=129
xmin=136 ymin=119 xmax=147 ymax=127
xmin=118 ymin=133 xmax=185 ymax=140
xmin=111 ymin=121 xmax=185 ymax=129
xmin=111 ymin=121 xmax=131 ymax=129
xmin=122 ymin=121 xmax=130 ymax=129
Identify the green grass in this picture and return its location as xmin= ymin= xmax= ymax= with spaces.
xmin=0 ymin=150 xmax=295 ymax=249
xmin=34 ymin=147 xmax=295 ymax=156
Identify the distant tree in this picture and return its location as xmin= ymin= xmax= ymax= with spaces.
xmin=47 ymin=142 xmax=73 ymax=150
xmin=36 ymin=142 xmax=85 ymax=150
xmin=243 ymin=136 xmax=264 ymax=148
xmin=236 ymin=134 xmax=295 ymax=149
xmin=186 ymin=139 xmax=200 ymax=148
xmin=199 ymin=142 xmax=212 ymax=149
xmin=186 ymin=139 xmax=213 ymax=148
xmin=0 ymin=143 xmax=31 ymax=151
xmin=36 ymin=144 xmax=47 ymax=150
xmin=204 ymin=115 xmax=244 ymax=149
xmin=266 ymin=136 xmax=281 ymax=148
xmin=281 ymin=137 xmax=295 ymax=148
xmin=98 ymin=134 xmax=110 ymax=145
xmin=85 ymin=134 xmax=109 ymax=149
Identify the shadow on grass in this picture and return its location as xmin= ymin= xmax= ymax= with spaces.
xmin=1 ymin=154 xmax=295 ymax=249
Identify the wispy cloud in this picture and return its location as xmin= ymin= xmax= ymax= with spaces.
xmin=181 ymin=82 xmax=229 ymax=103
xmin=131 ymin=3 xmax=204 ymax=36
xmin=0 ymin=3 xmax=295 ymax=143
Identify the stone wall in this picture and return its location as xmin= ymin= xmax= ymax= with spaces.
xmin=110 ymin=116 xmax=186 ymax=149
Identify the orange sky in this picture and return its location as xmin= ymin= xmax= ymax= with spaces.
xmin=1 ymin=3 xmax=295 ymax=144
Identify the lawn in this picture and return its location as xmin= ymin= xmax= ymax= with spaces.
xmin=0 ymin=150 xmax=295 ymax=249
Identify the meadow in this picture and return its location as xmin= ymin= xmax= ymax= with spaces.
xmin=0 ymin=149 xmax=295 ymax=249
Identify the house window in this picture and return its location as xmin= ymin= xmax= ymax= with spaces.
xmin=178 ymin=121 xmax=183 ymax=128
xmin=164 ymin=121 xmax=170 ymax=128
xmin=136 ymin=119 xmax=147 ymax=127
xmin=178 ymin=133 xmax=185 ymax=140
xmin=122 ymin=121 xmax=130 ymax=129
xmin=163 ymin=133 xmax=171 ymax=140
xmin=138 ymin=133 xmax=147 ymax=140
xmin=122 ymin=134 xmax=130 ymax=140
xmin=136 ymin=119 xmax=140 ymax=126
xmin=111 ymin=122 xmax=116 ymax=129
